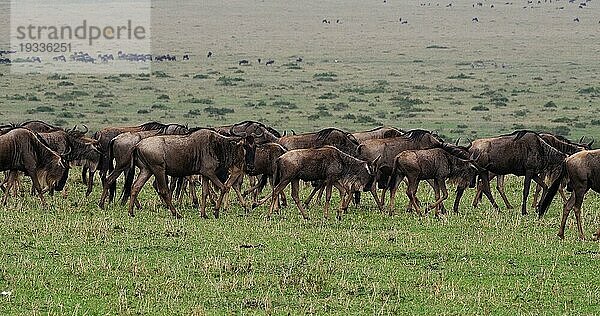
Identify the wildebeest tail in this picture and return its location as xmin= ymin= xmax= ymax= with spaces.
xmin=538 ymin=161 xmax=567 ymax=218
xmin=272 ymin=159 xmax=282 ymax=187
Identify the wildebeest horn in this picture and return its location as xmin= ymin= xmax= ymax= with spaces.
xmin=455 ymin=137 xmax=461 ymax=146
xmin=588 ymin=137 xmax=595 ymax=148
xmin=291 ymin=129 xmax=296 ymax=136
xmin=81 ymin=124 xmax=89 ymax=134
xmin=61 ymin=146 xmax=72 ymax=158
xmin=283 ymin=130 xmax=287 ymax=137
xmin=70 ymin=125 xmax=77 ymax=132
xmin=251 ymin=130 xmax=264 ymax=138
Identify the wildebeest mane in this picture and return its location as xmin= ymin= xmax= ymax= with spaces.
xmin=231 ymin=120 xmax=282 ymax=138
xmin=403 ymin=129 xmax=441 ymax=142
xmin=139 ymin=121 xmax=168 ymax=131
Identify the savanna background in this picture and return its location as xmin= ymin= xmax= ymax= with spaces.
xmin=0 ymin=0 xmax=599 ymax=314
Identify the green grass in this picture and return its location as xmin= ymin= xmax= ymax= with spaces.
xmin=1 ymin=176 xmax=600 ymax=314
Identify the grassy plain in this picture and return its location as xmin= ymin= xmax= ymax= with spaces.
xmin=1 ymin=0 xmax=600 ymax=314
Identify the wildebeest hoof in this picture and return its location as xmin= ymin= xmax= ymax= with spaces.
xmin=200 ymin=213 xmax=209 ymax=219
xmin=557 ymin=233 xmax=565 ymax=240
xmin=128 ymin=212 xmax=135 ymax=218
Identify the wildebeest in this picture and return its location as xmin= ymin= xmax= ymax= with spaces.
xmin=0 ymin=128 xmax=69 ymax=204
xmin=89 ymin=122 xmax=180 ymax=198
xmin=355 ymin=129 xmax=445 ymax=208
xmin=256 ymin=146 xmax=376 ymax=220
xmin=238 ymin=60 xmax=249 ymax=65
xmin=238 ymin=142 xmax=288 ymax=205
xmin=278 ymin=127 xmax=359 ymax=155
xmin=217 ymin=120 xmax=280 ymax=144
xmin=265 ymin=60 xmax=275 ymax=66
xmin=472 ymin=132 xmax=592 ymax=210
xmin=387 ymin=143 xmax=477 ymax=216
xmin=352 ymin=126 xmax=404 ymax=143
xmin=20 ymin=120 xmax=61 ymax=133
xmin=97 ymin=124 xmax=189 ymax=208
xmin=128 ymin=128 xmax=256 ymax=218
xmin=538 ymin=150 xmax=600 ymax=240
xmin=467 ymin=130 xmax=566 ymax=215
xmin=207 ymin=51 xmax=213 ymax=58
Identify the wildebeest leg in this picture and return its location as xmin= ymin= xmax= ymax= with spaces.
xmin=428 ymin=179 xmax=448 ymax=216
xmin=531 ymin=173 xmax=544 ymax=208
xmin=531 ymin=174 xmax=549 ymax=211
xmin=154 ymin=171 xmax=182 ymax=219
xmin=203 ymin=173 xmax=230 ymax=218
xmin=128 ymin=168 xmax=152 ymax=217
xmin=558 ymin=193 xmax=576 ymax=239
xmin=387 ymin=174 xmax=400 ymax=216
xmin=370 ymin=185 xmax=383 ymax=213
xmin=267 ymin=178 xmax=291 ymax=218
xmin=479 ymin=172 xmax=499 ymax=211
xmin=81 ymin=166 xmax=88 ymax=184
xmin=120 ymin=167 xmax=135 ymax=206
xmin=496 ymin=175 xmax=513 ymax=209
xmin=200 ymin=175 xmax=210 ymax=219
xmin=406 ymin=178 xmax=421 ymax=216
xmin=353 ymin=192 xmax=361 ymax=206
xmin=291 ymin=179 xmax=309 ymax=220
xmin=572 ymin=188 xmax=587 ymax=240
xmin=85 ymin=169 xmax=95 ymax=197
xmin=453 ymin=186 xmax=465 ymax=213
xmin=558 ymin=178 xmax=568 ymax=202
xmin=188 ymin=177 xmax=199 ymax=208
xmin=521 ymin=174 xmax=533 ymax=215
xmin=323 ymin=182 xmax=333 ymax=219
xmin=99 ymin=167 xmax=124 ymax=209
xmin=303 ymin=182 xmax=323 ymax=208
xmin=243 ymin=175 xmax=267 ymax=200
xmin=28 ymin=171 xmax=47 ymax=206
xmin=227 ymin=173 xmax=248 ymax=212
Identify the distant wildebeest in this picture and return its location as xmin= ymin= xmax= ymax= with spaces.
xmin=256 ymin=146 xmax=376 ymax=220
xmin=183 ymin=54 xmax=190 ymax=60
xmin=207 ymin=51 xmax=213 ymax=58
xmin=98 ymin=124 xmax=189 ymax=209
xmin=472 ymin=17 xmax=479 ymax=22
xmin=0 ymin=58 xmax=10 ymax=64
xmin=387 ymin=143 xmax=478 ymax=216
xmin=0 ymin=128 xmax=69 ymax=205
xmin=467 ymin=130 xmax=566 ymax=215
xmin=265 ymin=60 xmax=275 ymax=66
xmin=128 ymin=128 xmax=256 ymax=218
xmin=352 ymin=126 xmax=404 ymax=143
xmin=239 ymin=60 xmax=249 ymax=66
xmin=538 ymin=149 xmax=600 ymax=240
xmin=53 ymin=55 xmax=66 ymax=62
xmin=296 ymin=57 xmax=303 ymax=62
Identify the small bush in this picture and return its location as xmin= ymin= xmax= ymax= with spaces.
xmin=204 ymin=106 xmax=234 ymax=116
xmin=318 ymin=92 xmax=338 ymax=99
xmin=448 ymin=73 xmax=474 ymax=79
xmin=193 ymin=74 xmax=210 ymax=79
xmin=157 ymin=94 xmax=170 ymax=100
xmin=471 ymin=105 xmax=489 ymax=111
xmin=543 ymin=101 xmax=557 ymax=108
xmin=27 ymin=106 xmax=55 ymax=114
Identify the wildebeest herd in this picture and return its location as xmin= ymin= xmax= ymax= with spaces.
xmin=1 ymin=120 xmax=599 ymax=240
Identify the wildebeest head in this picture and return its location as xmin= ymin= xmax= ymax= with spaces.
xmin=66 ymin=125 xmax=101 ymax=162
xmin=241 ymin=135 xmax=257 ymax=172
xmin=315 ymin=128 xmax=360 ymax=155
xmin=36 ymin=147 xmax=70 ymax=192
xmin=228 ymin=121 xmax=280 ymax=144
